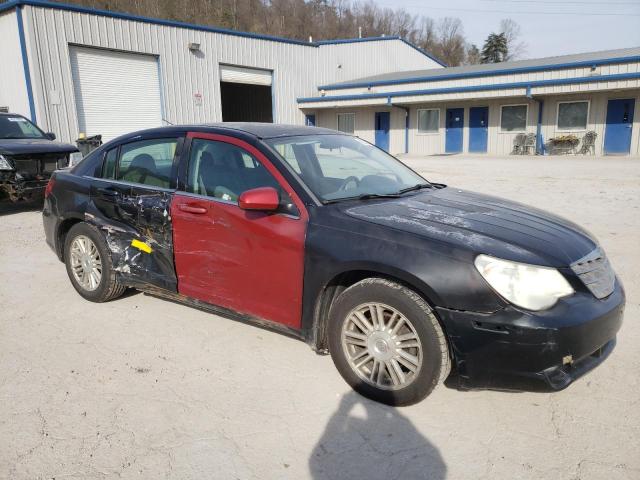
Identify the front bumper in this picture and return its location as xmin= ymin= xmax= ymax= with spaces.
xmin=436 ymin=280 xmax=625 ymax=391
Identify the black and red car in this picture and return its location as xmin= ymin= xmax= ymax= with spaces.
xmin=43 ymin=123 xmax=624 ymax=406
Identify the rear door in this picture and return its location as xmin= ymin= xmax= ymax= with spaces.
xmin=89 ymin=136 xmax=182 ymax=291
xmin=171 ymin=133 xmax=308 ymax=329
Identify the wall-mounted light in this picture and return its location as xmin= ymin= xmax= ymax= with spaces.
xmin=188 ymin=42 xmax=201 ymax=53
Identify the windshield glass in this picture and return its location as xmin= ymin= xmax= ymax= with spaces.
xmin=266 ymin=134 xmax=427 ymax=202
xmin=0 ymin=115 xmax=46 ymax=139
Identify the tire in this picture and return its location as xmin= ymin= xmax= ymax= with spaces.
xmin=64 ymin=222 xmax=126 ymax=302
xmin=328 ymin=278 xmax=450 ymax=406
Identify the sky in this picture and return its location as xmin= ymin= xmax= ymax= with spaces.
xmin=376 ymin=0 xmax=640 ymax=60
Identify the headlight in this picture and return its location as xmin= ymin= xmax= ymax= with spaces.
xmin=0 ymin=154 xmax=14 ymax=171
xmin=68 ymin=152 xmax=84 ymax=167
xmin=474 ymin=254 xmax=574 ymax=311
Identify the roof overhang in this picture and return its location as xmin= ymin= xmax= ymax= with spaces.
xmin=299 ymin=72 xmax=640 ymax=108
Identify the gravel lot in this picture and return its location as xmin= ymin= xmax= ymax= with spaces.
xmin=1 ymin=155 xmax=639 ymax=479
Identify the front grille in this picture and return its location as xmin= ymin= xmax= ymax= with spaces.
xmin=10 ymin=153 xmax=67 ymax=178
xmin=570 ymin=248 xmax=616 ymax=299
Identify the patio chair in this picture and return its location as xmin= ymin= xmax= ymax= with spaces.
xmin=512 ymin=134 xmax=527 ymax=155
xmin=523 ymin=133 xmax=537 ymax=155
xmin=579 ymin=131 xmax=597 ymax=155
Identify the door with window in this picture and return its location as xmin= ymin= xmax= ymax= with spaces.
xmin=90 ymin=136 xmax=181 ymax=290
xmin=171 ymin=133 xmax=308 ymax=328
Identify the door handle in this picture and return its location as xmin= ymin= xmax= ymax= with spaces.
xmin=179 ymin=203 xmax=207 ymax=214
xmin=97 ymin=187 xmax=118 ymax=197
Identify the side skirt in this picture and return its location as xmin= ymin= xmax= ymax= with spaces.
xmin=138 ymin=284 xmax=307 ymax=343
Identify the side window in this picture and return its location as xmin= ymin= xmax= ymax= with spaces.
xmin=117 ymin=138 xmax=178 ymax=188
xmin=102 ymin=147 xmax=118 ymax=179
xmin=187 ymin=138 xmax=298 ymax=215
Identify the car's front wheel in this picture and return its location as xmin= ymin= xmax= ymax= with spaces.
xmin=328 ymin=278 xmax=450 ymax=406
xmin=64 ymin=222 xmax=126 ymax=302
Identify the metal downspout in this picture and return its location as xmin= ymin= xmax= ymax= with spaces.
xmin=16 ymin=5 xmax=36 ymax=122
xmin=536 ymin=100 xmax=544 ymax=155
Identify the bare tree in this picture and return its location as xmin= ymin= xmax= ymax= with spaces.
xmin=465 ymin=44 xmax=481 ymax=65
xmin=500 ymin=18 xmax=527 ymax=61
xmin=434 ymin=17 xmax=466 ymax=66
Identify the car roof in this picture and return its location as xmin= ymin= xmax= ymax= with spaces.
xmin=120 ymin=123 xmax=342 ymax=141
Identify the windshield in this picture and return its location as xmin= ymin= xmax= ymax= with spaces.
xmin=0 ymin=115 xmax=46 ymax=139
xmin=266 ymin=134 xmax=428 ymax=202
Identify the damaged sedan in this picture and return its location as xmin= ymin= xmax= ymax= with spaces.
xmin=43 ymin=123 xmax=624 ymax=406
xmin=0 ymin=112 xmax=80 ymax=203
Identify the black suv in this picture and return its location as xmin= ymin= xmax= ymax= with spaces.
xmin=0 ymin=113 xmax=79 ymax=202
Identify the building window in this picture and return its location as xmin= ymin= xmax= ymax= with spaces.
xmin=417 ymin=109 xmax=439 ymax=133
xmin=500 ymin=104 xmax=528 ymax=132
xmin=557 ymin=101 xmax=589 ymax=131
xmin=337 ymin=113 xmax=355 ymax=134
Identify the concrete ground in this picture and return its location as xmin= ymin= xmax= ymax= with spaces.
xmin=1 ymin=155 xmax=639 ymax=479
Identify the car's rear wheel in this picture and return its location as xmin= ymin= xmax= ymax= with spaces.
xmin=328 ymin=278 xmax=450 ymax=406
xmin=64 ymin=222 xmax=126 ymax=302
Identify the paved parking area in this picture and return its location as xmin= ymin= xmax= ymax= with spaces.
xmin=1 ymin=155 xmax=639 ymax=479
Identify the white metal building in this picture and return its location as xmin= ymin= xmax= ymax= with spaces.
xmin=0 ymin=0 xmax=442 ymax=143
xmin=300 ymin=48 xmax=640 ymax=156
xmin=2 ymin=1 xmax=638 ymax=157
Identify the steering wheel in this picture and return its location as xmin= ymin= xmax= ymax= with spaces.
xmin=338 ymin=176 xmax=360 ymax=192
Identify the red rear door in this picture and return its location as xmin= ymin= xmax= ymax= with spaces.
xmin=171 ymin=133 xmax=308 ymax=329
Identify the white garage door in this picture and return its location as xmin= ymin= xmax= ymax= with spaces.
xmin=70 ymin=47 xmax=163 ymax=142
xmin=219 ymin=64 xmax=272 ymax=86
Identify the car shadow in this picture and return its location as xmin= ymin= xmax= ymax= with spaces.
xmin=0 ymin=200 xmax=43 ymax=216
xmin=309 ymin=391 xmax=446 ymax=480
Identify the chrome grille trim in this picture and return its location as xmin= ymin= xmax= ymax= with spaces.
xmin=571 ymin=248 xmax=615 ymax=299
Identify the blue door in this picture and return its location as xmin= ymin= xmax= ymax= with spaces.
xmin=445 ymin=108 xmax=464 ymax=153
xmin=305 ymin=114 xmax=316 ymax=127
xmin=468 ymin=106 xmax=488 ymax=153
xmin=375 ymin=111 xmax=390 ymax=152
xmin=604 ymin=99 xmax=635 ymax=155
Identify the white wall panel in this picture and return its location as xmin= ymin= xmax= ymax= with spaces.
xmin=21 ymin=4 xmax=438 ymax=142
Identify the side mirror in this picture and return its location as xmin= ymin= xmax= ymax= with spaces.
xmin=45 ymin=132 xmax=56 ymax=140
xmin=238 ymin=187 xmax=280 ymax=212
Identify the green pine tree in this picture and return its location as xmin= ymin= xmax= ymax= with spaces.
xmin=481 ymin=33 xmax=508 ymax=63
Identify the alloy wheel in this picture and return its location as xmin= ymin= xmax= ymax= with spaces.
xmin=341 ymin=302 xmax=423 ymax=391
xmin=69 ymin=235 xmax=103 ymax=292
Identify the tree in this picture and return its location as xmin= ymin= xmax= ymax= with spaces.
xmin=500 ymin=18 xmax=527 ymax=60
xmin=481 ymin=32 xmax=508 ymax=63
xmin=466 ymin=44 xmax=481 ymax=65
xmin=433 ymin=17 xmax=466 ymax=66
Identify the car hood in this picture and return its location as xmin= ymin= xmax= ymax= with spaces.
xmin=0 ymin=138 xmax=78 ymax=156
xmin=342 ymin=187 xmax=597 ymax=267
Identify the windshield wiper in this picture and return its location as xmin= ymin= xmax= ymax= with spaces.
xmin=323 ymin=192 xmax=401 ymax=204
xmin=396 ymin=183 xmax=434 ymax=195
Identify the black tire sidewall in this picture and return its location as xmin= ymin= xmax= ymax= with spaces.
xmin=64 ymin=222 xmax=116 ymax=302
xmin=328 ymin=279 xmax=445 ymax=406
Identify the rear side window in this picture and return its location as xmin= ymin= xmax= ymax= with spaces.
xmin=116 ymin=138 xmax=178 ymax=188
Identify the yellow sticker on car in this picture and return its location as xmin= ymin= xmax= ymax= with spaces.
xmin=131 ymin=239 xmax=153 ymax=253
